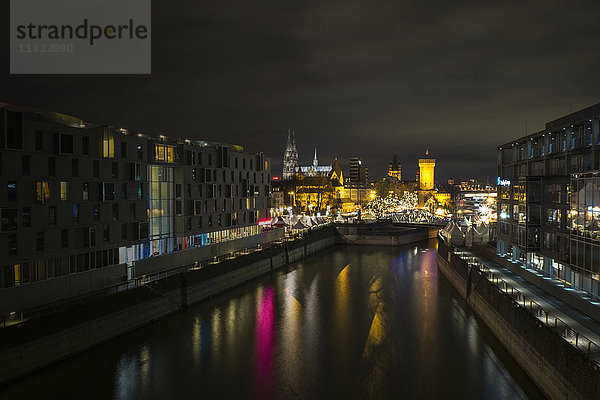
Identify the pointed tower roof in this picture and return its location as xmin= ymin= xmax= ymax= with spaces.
xmin=313 ymin=148 xmax=318 ymax=166
xmin=390 ymin=152 xmax=399 ymax=169
xmin=330 ymin=157 xmax=344 ymax=186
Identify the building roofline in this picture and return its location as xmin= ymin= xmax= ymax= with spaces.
xmin=0 ymin=102 xmax=250 ymax=153
xmin=498 ymin=102 xmax=600 ymax=149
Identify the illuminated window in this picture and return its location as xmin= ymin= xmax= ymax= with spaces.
xmin=72 ymin=204 xmax=79 ymax=223
xmin=83 ymin=183 xmax=89 ymax=201
xmin=36 ymin=181 xmax=50 ymax=203
xmin=7 ymin=181 xmax=16 ymax=202
xmin=154 ymin=144 xmax=176 ymax=162
xmin=13 ymin=264 xmax=21 ymax=285
xmin=102 ymin=128 xmax=115 ymax=158
xmin=60 ymin=182 xmax=68 ymax=201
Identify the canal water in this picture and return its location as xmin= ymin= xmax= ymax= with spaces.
xmin=0 ymin=242 xmax=545 ymax=399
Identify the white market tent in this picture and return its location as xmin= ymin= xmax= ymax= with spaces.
xmin=447 ymin=221 xmax=466 ymax=246
xmin=292 ymin=219 xmax=306 ymax=230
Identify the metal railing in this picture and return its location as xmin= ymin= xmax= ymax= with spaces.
xmin=454 ymin=249 xmax=600 ymax=362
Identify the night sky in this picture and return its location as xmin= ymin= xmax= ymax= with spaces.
xmin=2 ymin=0 xmax=600 ymax=181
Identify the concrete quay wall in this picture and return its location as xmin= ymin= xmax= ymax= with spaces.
xmin=437 ymin=238 xmax=600 ymax=400
xmin=335 ymin=223 xmax=438 ymax=246
xmin=0 ymin=227 xmax=336 ymax=385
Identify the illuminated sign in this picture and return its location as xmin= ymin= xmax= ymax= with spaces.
xmin=497 ymin=177 xmax=511 ymax=186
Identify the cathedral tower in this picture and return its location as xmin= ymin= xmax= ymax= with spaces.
xmin=283 ymin=129 xmax=299 ymax=180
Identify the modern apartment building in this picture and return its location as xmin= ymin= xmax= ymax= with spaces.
xmin=497 ymin=103 xmax=600 ymax=296
xmin=0 ymin=104 xmax=272 ymax=314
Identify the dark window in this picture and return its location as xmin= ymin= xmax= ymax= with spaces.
xmin=139 ymin=222 xmax=148 ymax=239
xmin=72 ymin=159 xmax=79 ymax=177
xmin=93 ymin=160 xmax=99 ymax=178
xmin=121 ymin=223 xmax=127 ymax=240
xmin=7 ymin=181 xmax=17 ymax=202
xmin=112 ymin=162 xmax=118 ymax=178
xmin=121 ymin=142 xmax=127 ymax=158
xmin=35 ymin=131 xmax=44 ymax=151
xmin=48 ymin=157 xmax=56 ymax=176
xmin=48 ymin=206 xmax=56 ymax=226
xmin=21 ymin=207 xmax=31 ymax=228
xmin=6 ymin=111 xmax=23 ymax=150
xmin=60 ymin=134 xmax=74 ymax=154
xmin=61 ymin=229 xmax=69 ymax=248
xmin=112 ymin=203 xmax=119 ymax=220
xmin=8 ymin=234 xmax=17 ymax=255
xmin=137 ymin=144 xmax=143 ymax=160
xmin=22 ymin=155 xmax=30 ymax=175
xmin=103 ymin=225 xmax=110 ymax=242
xmin=82 ymin=136 xmax=89 ymax=155
xmin=130 ymin=203 xmax=136 ymax=219
xmin=89 ymin=227 xmax=96 ymax=247
xmin=36 ymin=231 xmax=44 ymax=251
xmin=1 ymin=208 xmax=18 ymax=231
xmin=93 ymin=204 xmax=100 ymax=222
xmin=121 ymin=183 xmax=127 ymax=200
xmin=208 ymin=154 xmax=212 ymax=166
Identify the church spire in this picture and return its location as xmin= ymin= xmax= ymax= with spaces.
xmin=283 ymin=129 xmax=299 ymax=180
xmin=313 ymin=148 xmax=318 ymax=167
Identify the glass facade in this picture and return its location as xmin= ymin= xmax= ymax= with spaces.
xmin=570 ymin=173 xmax=600 ymax=290
xmin=497 ymin=105 xmax=600 ymax=298
xmin=148 ymin=165 xmax=174 ymax=256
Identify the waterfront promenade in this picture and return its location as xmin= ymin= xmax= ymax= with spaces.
xmin=461 ymin=248 xmax=600 ymax=364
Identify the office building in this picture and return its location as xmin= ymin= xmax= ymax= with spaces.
xmin=497 ymin=103 xmax=600 ymax=296
xmin=0 ymin=104 xmax=272 ymax=313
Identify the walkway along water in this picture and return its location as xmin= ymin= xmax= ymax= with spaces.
xmin=437 ymin=234 xmax=600 ymax=400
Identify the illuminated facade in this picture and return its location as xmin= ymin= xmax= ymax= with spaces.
xmin=0 ymin=104 xmax=271 ymax=313
xmin=388 ymin=153 xmax=401 ymax=180
xmin=418 ymin=150 xmax=435 ymax=190
xmin=299 ymin=148 xmax=332 ymax=177
xmin=497 ymin=103 xmax=600 ymax=297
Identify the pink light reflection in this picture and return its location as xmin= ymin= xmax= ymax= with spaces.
xmin=254 ymin=286 xmax=275 ymax=399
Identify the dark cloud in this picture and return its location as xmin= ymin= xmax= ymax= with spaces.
xmin=2 ymin=0 xmax=600 ymax=180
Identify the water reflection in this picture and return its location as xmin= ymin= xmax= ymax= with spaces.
xmin=254 ymin=286 xmax=275 ymax=398
xmin=114 ymin=343 xmax=151 ymax=400
xmin=0 ymin=244 xmax=544 ymax=400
